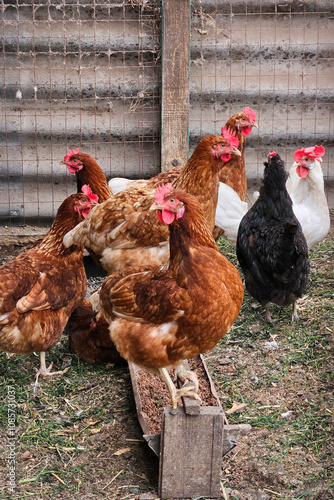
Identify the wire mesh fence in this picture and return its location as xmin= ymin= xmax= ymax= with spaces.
xmin=0 ymin=0 xmax=333 ymax=225
xmin=189 ymin=0 xmax=334 ymax=202
xmin=0 ymin=0 xmax=161 ymax=224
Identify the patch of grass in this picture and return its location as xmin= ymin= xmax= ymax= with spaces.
xmin=1 ymin=219 xmax=333 ymax=499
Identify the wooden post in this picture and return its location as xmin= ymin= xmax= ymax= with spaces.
xmin=158 ymin=406 xmax=223 ymax=499
xmin=160 ymin=0 xmax=191 ymax=171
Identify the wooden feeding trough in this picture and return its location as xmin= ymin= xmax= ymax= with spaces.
xmin=129 ymin=355 xmax=251 ymax=499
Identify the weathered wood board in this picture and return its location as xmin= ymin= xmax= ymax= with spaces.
xmin=160 ymin=0 xmax=191 ymax=171
xmin=158 ymin=406 xmax=223 ymax=498
xmin=129 ymin=356 xmax=251 ymax=499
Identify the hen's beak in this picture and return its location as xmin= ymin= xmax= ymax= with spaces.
xmin=149 ymin=202 xmax=163 ymax=211
xmin=214 ymin=144 xmax=241 ymax=157
xmin=251 ymin=121 xmax=258 ymax=129
xmin=60 ymin=160 xmax=66 ymax=165
xmin=231 ymin=148 xmax=242 ymax=156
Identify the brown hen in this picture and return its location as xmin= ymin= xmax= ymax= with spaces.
xmin=219 ymin=107 xmax=258 ymax=201
xmin=0 ymin=188 xmax=97 ymax=384
xmin=66 ymin=298 xmax=126 ymax=365
xmin=61 ymin=149 xmax=113 ymax=202
xmin=63 ymin=131 xmax=241 ymax=274
xmin=213 ymin=107 xmax=258 ymax=240
xmin=94 ymin=185 xmax=244 ymax=409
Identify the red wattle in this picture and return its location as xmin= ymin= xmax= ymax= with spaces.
xmin=220 ymin=153 xmax=231 ymax=162
xmin=296 ymin=165 xmax=309 ymax=178
xmin=158 ymin=210 xmax=175 ymax=224
xmin=241 ymin=127 xmax=252 ymax=136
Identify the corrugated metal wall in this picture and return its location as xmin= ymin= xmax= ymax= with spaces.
xmin=189 ymin=0 xmax=334 ymax=203
xmin=1 ymin=0 xmax=333 ymax=225
xmin=0 ymin=0 xmax=161 ymax=224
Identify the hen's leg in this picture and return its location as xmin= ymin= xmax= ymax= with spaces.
xmin=159 ymin=367 xmax=201 ymax=414
xmin=159 ymin=367 xmax=178 ymax=410
xmin=34 ymin=352 xmax=69 ymax=388
xmin=264 ymin=304 xmax=273 ymax=323
xmin=291 ymin=300 xmax=299 ymax=321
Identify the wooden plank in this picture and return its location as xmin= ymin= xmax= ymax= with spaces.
xmin=128 ymin=362 xmax=151 ymax=436
xmin=160 ymin=0 xmax=191 ymax=171
xmin=158 ymin=406 xmax=223 ymax=499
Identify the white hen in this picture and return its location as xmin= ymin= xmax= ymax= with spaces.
xmin=214 ymin=183 xmax=248 ymax=245
xmin=286 ymin=145 xmax=330 ymax=250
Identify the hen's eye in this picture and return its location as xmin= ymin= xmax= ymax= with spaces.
xmin=169 ymin=198 xmax=175 ymax=203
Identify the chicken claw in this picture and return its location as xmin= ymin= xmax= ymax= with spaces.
xmin=34 ymin=352 xmax=69 ymax=392
xmin=174 ymin=364 xmax=199 ymax=393
xmin=264 ymin=304 xmax=273 ymax=323
xmin=159 ymin=366 xmax=201 ymax=414
xmin=291 ymin=301 xmax=299 ymax=322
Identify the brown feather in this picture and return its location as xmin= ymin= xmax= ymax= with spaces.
xmin=64 ymin=134 xmax=235 ymax=274
xmin=97 ymin=189 xmax=244 ymax=371
xmin=0 ymin=193 xmax=91 ymax=357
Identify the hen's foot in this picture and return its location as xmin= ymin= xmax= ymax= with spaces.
xmin=33 ymin=352 xmax=69 ymax=393
xmin=291 ymin=301 xmax=299 ymax=322
xmin=174 ymin=365 xmax=199 ymax=393
xmin=159 ymin=366 xmax=202 ymax=414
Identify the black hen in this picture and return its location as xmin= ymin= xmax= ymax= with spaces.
xmin=236 ymin=152 xmax=309 ymax=322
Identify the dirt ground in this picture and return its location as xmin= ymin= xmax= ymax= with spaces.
xmin=0 ymin=214 xmax=333 ymax=500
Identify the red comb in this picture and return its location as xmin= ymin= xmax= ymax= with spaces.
xmin=268 ymin=151 xmax=277 ymax=157
xmin=221 ymin=126 xmax=239 ymax=149
xmin=63 ymin=148 xmax=80 ymax=162
xmin=81 ymin=184 xmax=99 ymax=204
xmin=155 ymin=183 xmax=172 ymax=203
xmin=243 ymin=107 xmax=257 ymax=122
xmin=293 ymin=145 xmax=325 ymax=162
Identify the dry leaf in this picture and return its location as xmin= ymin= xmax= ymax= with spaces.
xmin=90 ymin=427 xmax=102 ymax=435
xmin=225 ymin=402 xmax=247 ymax=415
xmin=113 ymin=447 xmax=131 ymax=456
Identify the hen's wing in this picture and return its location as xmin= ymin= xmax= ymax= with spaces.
xmin=237 ymin=215 xmax=307 ymax=289
xmin=0 ymin=258 xmax=40 ymax=317
xmin=108 ymin=166 xmax=183 ymax=195
xmin=100 ymin=267 xmax=187 ymax=325
xmin=0 ymin=253 xmax=79 ymax=318
xmin=64 ymin=186 xmax=168 ymax=251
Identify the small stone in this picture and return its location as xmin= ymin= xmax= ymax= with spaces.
xmin=219 ymin=358 xmax=232 ymax=365
xmin=281 ymin=410 xmax=293 ymax=418
xmin=264 ymin=341 xmax=279 ymax=350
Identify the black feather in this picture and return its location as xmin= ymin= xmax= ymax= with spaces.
xmin=236 ymin=152 xmax=309 ymax=315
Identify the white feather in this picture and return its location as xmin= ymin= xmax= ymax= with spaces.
xmin=286 ymin=159 xmax=330 ymax=249
xmin=215 ymin=183 xmax=248 ymax=245
xmin=108 ymin=177 xmax=147 ymax=194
